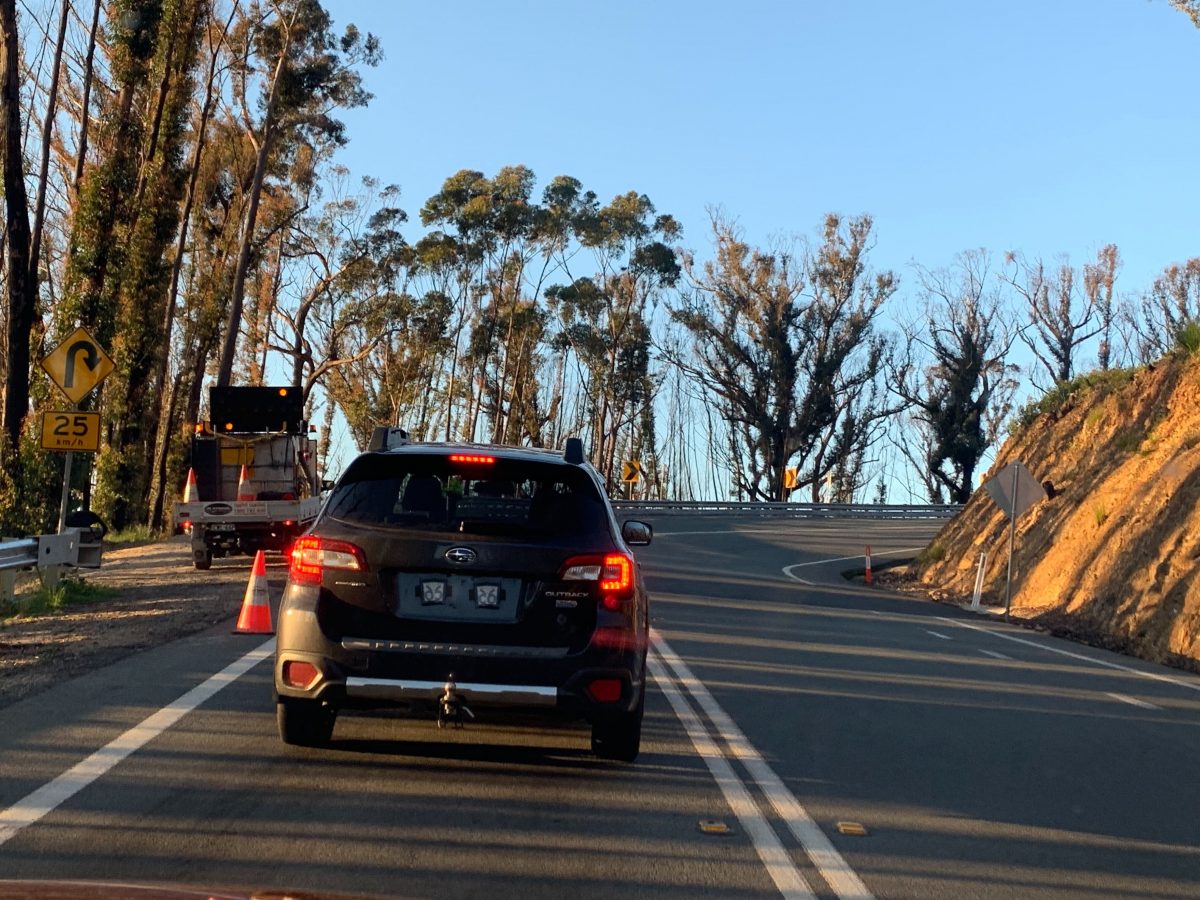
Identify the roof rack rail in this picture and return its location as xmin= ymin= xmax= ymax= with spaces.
xmin=563 ymin=436 xmax=585 ymax=465
xmin=368 ymin=426 xmax=410 ymax=452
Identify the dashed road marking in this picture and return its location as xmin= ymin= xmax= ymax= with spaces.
xmin=1106 ymin=692 xmax=1162 ymax=710
xmin=938 ymin=616 xmax=1200 ymax=694
xmin=925 ymin=630 xmax=952 ymax=640
xmin=978 ymin=648 xmax=1011 ymax=660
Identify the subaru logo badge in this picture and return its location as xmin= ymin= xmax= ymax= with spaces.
xmin=445 ymin=547 xmax=477 ymax=565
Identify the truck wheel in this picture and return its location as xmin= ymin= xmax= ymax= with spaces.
xmin=277 ymin=698 xmax=336 ymax=747
xmin=591 ymin=689 xmax=644 ymax=762
xmin=193 ymin=551 xmax=212 ymax=571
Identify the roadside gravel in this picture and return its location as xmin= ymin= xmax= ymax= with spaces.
xmin=0 ymin=536 xmax=287 ymax=710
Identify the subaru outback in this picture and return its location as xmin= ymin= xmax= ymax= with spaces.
xmin=273 ymin=432 xmax=652 ymax=761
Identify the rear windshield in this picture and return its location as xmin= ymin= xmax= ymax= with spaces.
xmin=324 ymin=452 xmax=611 ymax=538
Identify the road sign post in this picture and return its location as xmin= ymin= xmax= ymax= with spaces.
xmin=983 ymin=460 xmax=1047 ymax=621
xmin=40 ymin=328 xmax=114 ymax=532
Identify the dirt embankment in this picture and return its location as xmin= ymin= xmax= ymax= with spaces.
xmin=919 ymin=356 xmax=1200 ymax=669
xmin=0 ymin=538 xmax=280 ymax=709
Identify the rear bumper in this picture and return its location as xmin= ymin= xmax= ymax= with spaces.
xmin=274 ymin=583 xmax=646 ymax=718
xmin=344 ymin=676 xmax=558 ymax=708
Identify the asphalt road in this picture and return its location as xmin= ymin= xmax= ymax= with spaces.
xmin=2 ymin=515 xmax=1199 ymax=899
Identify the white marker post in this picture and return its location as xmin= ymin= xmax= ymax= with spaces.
xmin=970 ymin=551 xmax=987 ymax=610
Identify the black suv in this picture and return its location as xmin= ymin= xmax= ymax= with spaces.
xmin=273 ymin=432 xmax=652 ymax=761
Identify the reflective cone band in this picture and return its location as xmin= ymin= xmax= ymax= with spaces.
xmin=237 ymin=464 xmax=255 ymax=501
xmin=235 ymin=550 xmax=274 ymax=634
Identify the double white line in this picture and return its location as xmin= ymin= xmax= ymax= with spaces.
xmin=649 ymin=629 xmax=873 ymax=900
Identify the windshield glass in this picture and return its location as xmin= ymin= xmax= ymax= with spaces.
xmin=325 ymin=453 xmax=610 ymax=538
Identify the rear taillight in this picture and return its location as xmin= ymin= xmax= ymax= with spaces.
xmin=289 ymin=535 xmax=366 ymax=586
xmin=600 ymin=554 xmax=632 ymax=593
xmin=585 ymin=678 xmax=623 ymax=703
xmin=561 ymin=553 xmax=635 ymax=596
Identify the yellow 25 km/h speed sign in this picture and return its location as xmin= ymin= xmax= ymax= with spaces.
xmin=41 ymin=411 xmax=101 ymax=452
xmin=41 ymin=326 xmax=114 ymax=404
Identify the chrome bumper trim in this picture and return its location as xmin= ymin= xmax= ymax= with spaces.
xmin=344 ymin=676 xmax=559 ymax=707
xmin=341 ymin=637 xmax=568 ymax=659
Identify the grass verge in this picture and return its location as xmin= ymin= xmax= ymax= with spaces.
xmin=2 ymin=574 xmax=119 ymax=619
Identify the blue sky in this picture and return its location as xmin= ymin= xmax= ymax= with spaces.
xmin=323 ymin=0 xmax=1200 ymax=306
xmin=312 ymin=1 xmax=1199 ymax=493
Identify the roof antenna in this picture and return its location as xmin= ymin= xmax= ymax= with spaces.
xmin=563 ymin=436 xmax=585 ymax=465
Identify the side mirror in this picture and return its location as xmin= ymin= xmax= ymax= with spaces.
xmin=621 ymin=520 xmax=653 ymax=546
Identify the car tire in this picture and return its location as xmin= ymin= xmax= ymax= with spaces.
xmin=277 ymin=698 xmax=336 ymax=747
xmin=193 ymin=552 xmax=212 ymax=571
xmin=591 ymin=689 xmax=644 ymax=762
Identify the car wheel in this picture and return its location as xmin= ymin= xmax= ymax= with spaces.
xmin=277 ymin=698 xmax=336 ymax=747
xmin=193 ymin=551 xmax=212 ymax=571
xmin=591 ymin=689 xmax=644 ymax=762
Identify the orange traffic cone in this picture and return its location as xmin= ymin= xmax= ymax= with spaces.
xmin=236 ymin=464 xmax=255 ymax=501
xmin=235 ymin=550 xmax=274 ymax=634
xmin=180 ymin=467 xmax=199 ymax=532
xmin=183 ymin=467 xmax=199 ymax=502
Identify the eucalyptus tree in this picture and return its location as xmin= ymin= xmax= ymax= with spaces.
xmin=1128 ymin=258 xmax=1200 ymax=362
xmin=215 ymin=0 xmax=380 ymax=387
xmin=550 ymin=189 xmax=680 ymax=488
xmin=1002 ymin=252 xmax=1101 ymax=389
xmin=671 ymin=213 xmax=895 ymax=502
xmin=0 ymin=0 xmax=34 ymax=454
xmin=891 ymin=250 xmax=1019 ymax=504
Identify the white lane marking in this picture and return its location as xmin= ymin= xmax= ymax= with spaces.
xmin=924 ymin=630 xmax=952 ymax=641
xmin=781 ymin=564 xmax=816 ymax=585
xmin=978 ymin=649 xmax=1011 ymax=660
xmin=653 ymin=631 xmax=874 ymax=900
xmin=647 ymin=654 xmax=815 ymax=900
xmin=0 ymin=639 xmax=275 ymax=848
xmin=937 ymin=617 xmax=1200 ymax=695
xmin=1106 ymin=692 xmax=1162 ymax=710
xmin=782 ymin=546 xmax=927 ymax=585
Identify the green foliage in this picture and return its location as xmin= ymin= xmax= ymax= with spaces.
xmin=106 ymin=524 xmax=162 ymax=544
xmin=917 ymin=541 xmax=946 ymax=565
xmin=1174 ymin=319 xmax=1200 ymax=355
xmin=2 ymin=575 xmax=118 ymax=618
xmin=0 ymin=434 xmax=66 ymax=536
xmin=1093 ymin=504 xmax=1109 ymax=527
xmin=1008 ymin=367 xmax=1137 ymax=436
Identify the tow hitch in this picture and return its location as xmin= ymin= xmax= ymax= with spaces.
xmin=438 ymin=675 xmax=475 ymax=729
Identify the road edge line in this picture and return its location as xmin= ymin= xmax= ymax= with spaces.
xmin=647 ymin=652 xmax=815 ymax=900
xmin=653 ymin=630 xmax=874 ymax=900
xmin=0 ymin=638 xmax=276 ymax=848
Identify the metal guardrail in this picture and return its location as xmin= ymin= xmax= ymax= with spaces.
xmin=609 ymin=500 xmax=961 ymax=519
xmin=0 ymin=529 xmax=102 ymax=605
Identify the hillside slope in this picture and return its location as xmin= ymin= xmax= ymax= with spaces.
xmin=918 ymin=356 xmax=1200 ymax=668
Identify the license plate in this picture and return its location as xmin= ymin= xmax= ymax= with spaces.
xmin=475 ymin=584 xmax=500 ymax=609
xmin=209 ymin=523 xmax=236 ymax=532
